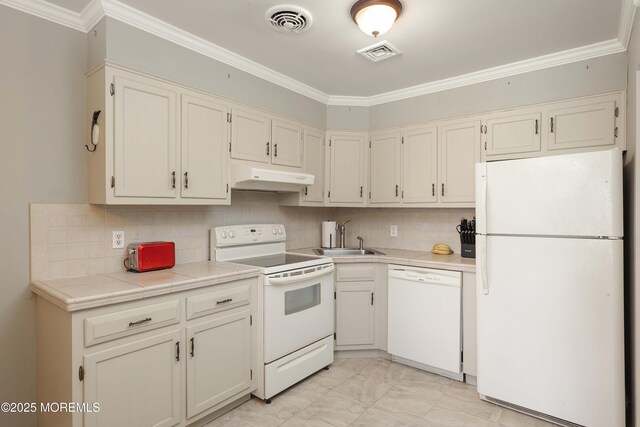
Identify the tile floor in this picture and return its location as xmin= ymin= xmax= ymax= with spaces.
xmin=205 ymin=358 xmax=557 ymax=427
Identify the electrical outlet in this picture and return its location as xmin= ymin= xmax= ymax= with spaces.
xmin=112 ymin=231 xmax=125 ymax=249
xmin=390 ymin=225 xmax=398 ymax=237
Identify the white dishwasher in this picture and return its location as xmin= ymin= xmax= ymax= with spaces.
xmin=387 ymin=265 xmax=462 ymax=380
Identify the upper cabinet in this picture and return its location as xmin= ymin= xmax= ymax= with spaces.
xmin=301 ymin=127 xmax=325 ymax=203
xmin=438 ymin=119 xmax=481 ymax=204
xmin=180 ymin=92 xmax=229 ymax=201
xmin=484 ymin=109 xmax=542 ymax=158
xmin=271 ymin=119 xmax=303 ymax=168
xmin=366 ymin=121 xmax=479 ymax=208
xmin=369 ymin=131 xmax=401 ymax=204
xmin=482 ymin=92 xmax=624 ymax=162
xmin=87 ymin=65 xmax=230 ymax=205
xmin=401 ymin=125 xmax=438 ymax=204
xmin=112 ymin=71 xmax=178 ymax=199
xmin=230 ymin=108 xmax=303 ymax=168
xmin=230 ymin=107 xmax=271 ymax=164
xmin=547 ymin=97 xmax=617 ymax=152
xmin=277 ymin=126 xmax=325 ymax=206
xmin=326 ymin=132 xmax=367 ymax=206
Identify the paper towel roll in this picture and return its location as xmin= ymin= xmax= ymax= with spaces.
xmin=322 ymin=221 xmax=337 ymax=248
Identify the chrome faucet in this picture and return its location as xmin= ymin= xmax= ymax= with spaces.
xmin=336 ymin=220 xmax=351 ymax=248
xmin=357 ymin=236 xmax=364 ymax=251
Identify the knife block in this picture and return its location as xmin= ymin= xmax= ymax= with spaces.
xmin=461 ymin=242 xmax=476 ymax=258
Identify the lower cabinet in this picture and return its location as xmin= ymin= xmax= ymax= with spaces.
xmin=334 ymin=263 xmax=388 ymax=351
xmin=336 ymin=284 xmax=375 ymax=346
xmin=186 ymin=308 xmax=252 ymax=419
xmin=35 ymin=277 xmax=258 ymax=427
xmin=83 ymin=330 xmax=182 ymax=427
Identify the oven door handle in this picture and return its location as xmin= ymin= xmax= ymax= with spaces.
xmin=266 ymin=265 xmax=334 ymax=285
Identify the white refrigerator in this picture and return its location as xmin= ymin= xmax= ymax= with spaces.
xmin=475 ymin=149 xmax=625 ymax=426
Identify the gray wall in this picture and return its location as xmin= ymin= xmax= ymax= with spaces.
xmin=0 ymin=6 xmax=88 ymax=426
xmin=103 ymin=18 xmax=326 ymax=128
xmin=627 ymin=12 xmax=640 ymax=426
xmin=369 ymin=53 xmax=628 ymax=129
xmin=326 ymin=105 xmax=370 ymax=130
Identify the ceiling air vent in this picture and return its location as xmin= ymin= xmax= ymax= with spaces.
xmin=357 ymin=40 xmax=401 ymax=63
xmin=266 ymin=5 xmax=313 ymax=33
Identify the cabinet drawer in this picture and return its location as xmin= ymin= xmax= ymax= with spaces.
xmin=186 ymin=281 xmax=251 ymax=320
xmin=336 ymin=264 xmax=375 ymax=282
xmin=84 ymin=300 xmax=181 ymax=347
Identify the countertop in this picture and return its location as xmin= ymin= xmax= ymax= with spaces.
xmin=290 ymin=247 xmax=476 ymax=273
xmin=30 ymin=261 xmax=261 ymax=312
xmin=31 ymin=247 xmax=475 ymax=312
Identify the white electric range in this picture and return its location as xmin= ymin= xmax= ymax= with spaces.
xmin=211 ymin=224 xmax=334 ymax=402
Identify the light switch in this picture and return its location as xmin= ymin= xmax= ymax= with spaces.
xmin=390 ymin=225 xmax=398 ymax=237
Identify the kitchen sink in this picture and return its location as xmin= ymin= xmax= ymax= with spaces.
xmin=313 ymin=248 xmax=385 ymax=256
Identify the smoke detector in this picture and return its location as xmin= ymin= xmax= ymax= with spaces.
xmin=357 ymin=40 xmax=401 ymax=63
xmin=266 ymin=5 xmax=313 ymax=33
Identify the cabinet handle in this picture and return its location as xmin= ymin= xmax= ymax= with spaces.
xmin=535 ymin=119 xmax=538 ymax=135
xmin=274 ymin=143 xmax=278 ymax=157
xmin=217 ymin=298 xmax=233 ymax=305
xmin=432 ymin=183 xmax=435 ymax=197
xmin=550 ymin=117 xmax=554 ymax=133
xmin=128 ymin=317 xmax=152 ymax=327
xmin=175 ymin=341 xmax=180 ymax=362
xmin=171 ymin=171 xmax=176 ymax=189
xmin=190 ymin=338 xmax=195 ymax=357
xmin=266 ymin=142 xmax=270 ymax=156
xmin=371 ymin=292 xmax=374 ymax=306
xmin=184 ymin=172 xmax=189 ymax=189
xmin=395 ymin=184 xmax=398 ymax=197
xmin=441 ymin=183 xmax=445 ymax=197
xmin=305 ymin=186 xmax=308 ymax=196
xmin=360 ymin=186 xmax=363 ymax=198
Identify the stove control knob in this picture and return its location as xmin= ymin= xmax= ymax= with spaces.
xmin=228 ymin=231 xmax=236 ymax=238
xmin=272 ymin=228 xmax=278 ymax=235
xmin=219 ymin=231 xmax=227 ymax=239
xmin=277 ymin=228 xmax=284 ymax=235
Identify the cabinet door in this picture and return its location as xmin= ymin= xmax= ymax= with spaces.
xmin=336 ymin=284 xmax=375 ymax=346
xmin=271 ymin=119 xmax=303 ymax=167
xmin=113 ymin=73 xmax=178 ymax=198
xmin=402 ymin=126 xmax=437 ymax=204
xmin=83 ymin=330 xmax=181 ymax=427
xmin=328 ymin=134 xmax=366 ymax=204
xmin=485 ymin=111 xmax=542 ymax=157
xmin=181 ymin=93 xmax=229 ymax=200
xmin=302 ymin=128 xmax=324 ymax=203
xmin=438 ymin=120 xmax=480 ymax=203
xmin=230 ymin=107 xmax=271 ymax=163
xmin=370 ymin=132 xmax=401 ymax=204
xmin=548 ymin=100 xmax=616 ymax=151
xmin=186 ymin=309 xmax=252 ymax=418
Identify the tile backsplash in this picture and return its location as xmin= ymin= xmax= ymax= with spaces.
xmin=30 ymin=191 xmax=474 ymax=281
xmin=334 ymin=208 xmax=475 ymax=254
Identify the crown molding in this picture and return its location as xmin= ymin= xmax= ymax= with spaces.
xmin=0 ymin=0 xmax=635 ymax=107
xmin=81 ymin=0 xmax=104 ymax=31
xmin=619 ymin=0 xmax=638 ymax=49
xmin=0 ymin=0 xmax=86 ymax=30
xmin=329 ymin=39 xmax=626 ymax=106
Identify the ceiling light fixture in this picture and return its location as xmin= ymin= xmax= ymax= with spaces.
xmin=350 ymin=0 xmax=402 ymax=38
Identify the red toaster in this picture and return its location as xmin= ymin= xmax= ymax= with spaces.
xmin=126 ymin=242 xmax=175 ymax=272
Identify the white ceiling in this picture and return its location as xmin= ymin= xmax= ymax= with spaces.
xmin=13 ymin=0 xmax=627 ymax=98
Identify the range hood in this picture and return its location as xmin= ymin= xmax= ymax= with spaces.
xmin=230 ymin=164 xmax=315 ymax=192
